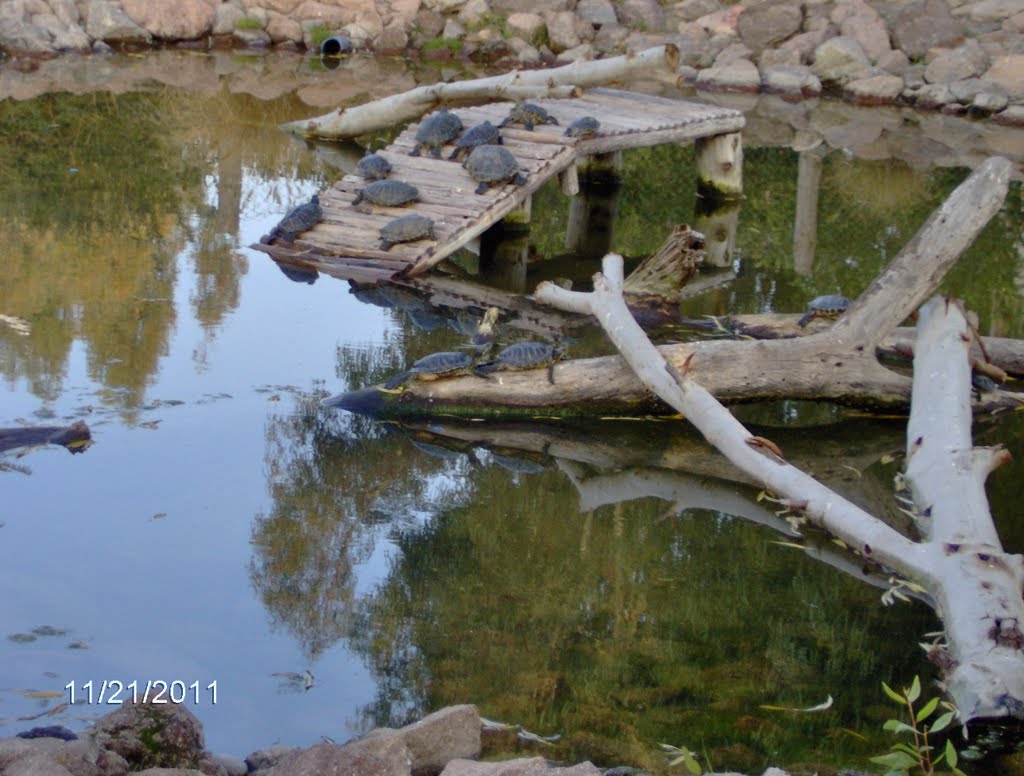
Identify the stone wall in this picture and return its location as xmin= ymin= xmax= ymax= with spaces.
xmin=1 ymin=0 xmax=1023 ymax=124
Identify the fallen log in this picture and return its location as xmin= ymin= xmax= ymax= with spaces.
xmin=0 ymin=421 xmax=92 ymax=455
xmin=281 ymin=45 xmax=680 ymax=141
xmin=539 ymin=253 xmax=1024 ymax=723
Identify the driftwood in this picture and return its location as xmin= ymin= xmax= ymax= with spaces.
xmin=622 ymin=224 xmax=703 ymax=298
xmin=0 ymin=421 xmax=92 ymax=455
xmin=280 ymin=45 xmax=680 ymax=141
xmin=537 ymin=253 xmax=1024 ymax=723
xmin=323 ymin=157 xmax=1017 ymax=418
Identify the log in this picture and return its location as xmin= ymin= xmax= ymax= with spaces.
xmin=0 ymin=421 xmax=92 ymax=455
xmin=622 ymin=224 xmax=703 ymax=298
xmin=281 ymin=46 xmax=680 ymax=141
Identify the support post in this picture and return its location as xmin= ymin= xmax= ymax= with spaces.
xmin=793 ymin=148 xmax=825 ymax=276
xmin=695 ymin=131 xmax=743 ymax=199
xmin=565 ymin=152 xmax=623 ymax=257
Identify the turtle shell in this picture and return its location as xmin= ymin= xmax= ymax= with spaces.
xmin=498 ymin=103 xmax=559 ymax=131
xmin=564 ymin=116 xmax=600 ymax=138
xmin=355 ymin=152 xmax=392 ymax=180
xmin=474 ymin=341 xmax=564 ymax=379
xmin=383 ymin=350 xmax=474 ymax=389
xmin=797 ymin=294 xmax=851 ymax=327
xmin=462 ymin=145 xmax=526 ymax=195
xmin=352 ymin=180 xmax=419 ymax=208
xmin=263 ymin=194 xmax=322 ymax=244
xmin=379 ymin=214 xmax=435 ymax=251
xmin=448 ymin=121 xmax=502 ymax=161
xmin=410 ymin=109 xmax=464 ymax=158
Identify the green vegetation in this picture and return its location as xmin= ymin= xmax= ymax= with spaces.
xmin=422 ymin=37 xmax=464 ymax=57
xmin=307 ymin=22 xmax=333 ymax=48
xmin=234 ymin=16 xmax=264 ymax=30
xmin=870 ymin=676 xmax=967 ymax=775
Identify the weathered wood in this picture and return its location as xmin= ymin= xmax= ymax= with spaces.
xmin=622 ymin=224 xmax=703 ymax=297
xmin=695 ymin=131 xmax=743 ymax=198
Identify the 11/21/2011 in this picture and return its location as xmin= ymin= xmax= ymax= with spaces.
xmin=65 ymin=679 xmax=218 ymax=705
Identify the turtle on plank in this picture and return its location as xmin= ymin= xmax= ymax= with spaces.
xmin=410 ymin=108 xmax=463 ymax=158
xmin=355 ymin=152 xmax=392 ymax=180
xmin=462 ymin=145 xmax=526 ymax=195
xmin=262 ymin=194 xmax=322 ymax=244
xmin=383 ymin=351 xmax=475 ymax=389
xmin=564 ymin=116 xmax=600 ymax=138
xmin=474 ymin=341 xmax=564 ymax=384
xmin=379 ymin=214 xmax=435 ymax=251
xmin=352 ymin=180 xmax=419 ymax=208
xmin=448 ymin=121 xmax=502 ymax=161
xmin=797 ymin=294 xmax=851 ymax=327
xmin=498 ymin=103 xmax=559 ymax=131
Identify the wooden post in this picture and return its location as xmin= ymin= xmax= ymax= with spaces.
xmin=480 ymin=228 xmax=530 ymax=292
xmin=565 ymin=152 xmax=623 ymax=256
xmin=502 ymin=194 xmax=532 ymax=228
xmin=695 ymin=131 xmax=743 ymax=199
xmin=693 ymin=198 xmax=740 ymax=268
xmin=793 ymin=148 xmax=825 ymax=276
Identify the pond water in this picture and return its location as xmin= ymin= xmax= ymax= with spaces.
xmin=1 ymin=50 xmax=1022 ymax=774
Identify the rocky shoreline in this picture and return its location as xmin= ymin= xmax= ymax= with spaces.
xmin=0 ymin=700 xmax=800 ymax=776
xmin=1 ymin=0 xmax=1023 ymax=125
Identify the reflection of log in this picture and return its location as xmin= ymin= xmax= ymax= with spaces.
xmin=281 ymin=46 xmax=680 ymax=141
xmin=539 ymin=251 xmax=1024 ymax=723
xmin=0 ymin=421 xmax=92 ymax=455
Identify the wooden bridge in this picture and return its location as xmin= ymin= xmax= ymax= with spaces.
xmin=251 ymin=88 xmax=745 ymax=280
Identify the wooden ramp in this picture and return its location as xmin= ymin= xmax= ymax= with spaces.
xmin=252 ymin=88 xmax=744 ymax=279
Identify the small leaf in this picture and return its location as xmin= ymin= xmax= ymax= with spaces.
xmin=916 ymin=696 xmax=939 ymax=722
xmin=882 ymin=719 xmax=915 ymax=735
xmin=907 ymin=675 xmax=921 ymax=703
xmin=870 ymin=751 xmax=919 ymax=770
xmin=930 ymin=710 xmax=956 ymax=733
xmin=945 ymin=739 xmax=958 ymax=767
xmin=682 ymin=750 xmax=701 ymax=774
xmin=882 ymin=681 xmax=905 ymax=704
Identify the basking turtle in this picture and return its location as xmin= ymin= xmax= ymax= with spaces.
xmin=383 ymin=351 xmax=475 ymax=389
xmin=262 ymin=194 xmax=322 ymax=244
xmin=379 ymin=214 xmax=435 ymax=251
xmin=410 ymin=108 xmax=463 ymax=158
xmin=463 ymin=145 xmax=526 ymax=195
xmin=564 ymin=116 xmax=600 ymax=138
xmin=797 ymin=294 xmax=851 ymax=327
xmin=352 ymin=180 xmax=419 ymax=208
xmin=474 ymin=341 xmax=564 ymax=384
xmin=355 ymin=152 xmax=392 ymax=180
xmin=448 ymin=121 xmax=503 ymax=161
xmin=498 ymin=103 xmax=559 ymax=131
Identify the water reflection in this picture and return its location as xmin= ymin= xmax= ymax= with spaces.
xmin=1 ymin=51 xmax=1021 ymax=772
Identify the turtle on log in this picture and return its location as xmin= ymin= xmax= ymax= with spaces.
xmin=262 ymin=194 xmax=322 ymax=244
xmin=355 ymin=152 xmax=392 ymax=180
xmin=462 ymin=145 xmax=526 ymax=195
xmin=383 ymin=351 xmax=475 ymax=389
xmin=448 ymin=121 xmax=502 ymax=161
xmin=564 ymin=116 xmax=600 ymax=138
xmin=474 ymin=341 xmax=564 ymax=384
xmin=410 ymin=108 xmax=463 ymax=158
xmin=796 ymin=294 xmax=851 ymax=327
xmin=379 ymin=214 xmax=435 ymax=251
xmin=498 ymin=103 xmax=559 ymax=131
xmin=352 ymin=180 xmax=419 ymax=208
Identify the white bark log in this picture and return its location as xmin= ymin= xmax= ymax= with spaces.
xmin=538 ymin=255 xmax=1024 ymax=722
xmin=281 ymin=45 xmax=680 ymax=140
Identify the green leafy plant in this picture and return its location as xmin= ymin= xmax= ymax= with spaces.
xmin=870 ymin=676 xmax=966 ymax=776
xmin=233 ymin=16 xmax=263 ymax=30
xmin=307 ymin=23 xmax=333 ymax=48
xmin=659 ymin=742 xmax=704 ymax=774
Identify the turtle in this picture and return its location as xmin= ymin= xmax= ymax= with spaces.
xmin=448 ymin=121 xmax=503 ymax=161
xmin=355 ymin=152 xmax=392 ymax=181
xmin=410 ymin=108 xmax=464 ymax=158
xmin=474 ymin=341 xmax=564 ymax=384
xmin=352 ymin=180 xmax=419 ymax=208
xmin=797 ymin=294 xmax=851 ymax=327
xmin=262 ymin=194 xmax=322 ymax=244
xmin=379 ymin=214 xmax=435 ymax=251
xmin=498 ymin=103 xmax=559 ymax=131
xmin=462 ymin=145 xmax=527 ymax=195
xmin=564 ymin=116 xmax=601 ymax=138
xmin=383 ymin=351 xmax=475 ymax=389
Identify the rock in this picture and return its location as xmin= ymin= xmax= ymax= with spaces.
xmin=923 ymin=39 xmax=989 ymax=83
xmin=375 ymin=26 xmax=408 ymax=52
xmin=5 ymin=754 xmax=76 ymax=776
xmin=694 ymin=5 xmax=741 ymax=37
xmin=832 ymin=0 xmax=891 ymax=61
xmin=969 ymin=0 xmax=1024 ymax=22
xmin=441 ymin=757 xmax=602 ymax=775
xmin=266 ymin=737 xmax=410 ymax=776
xmin=675 ymin=0 xmax=720 ymax=23
xmin=490 ymin=0 xmax=572 ymax=16
xmin=233 ymin=26 xmax=271 ymax=46
xmin=212 ymin=3 xmax=243 ymax=34
xmin=456 ymin=0 xmax=489 ymax=26
xmin=267 ymin=15 xmax=302 ymax=43
xmin=555 ymin=41 xmax=594 ymax=61
xmin=762 ymin=64 xmax=822 ymax=97
xmin=877 ymin=48 xmax=910 ymax=73
xmin=617 ymin=0 xmax=667 ymax=32
xmin=994 ymin=105 xmax=1024 ymax=125
xmin=84 ymin=0 xmax=152 ymax=43
xmin=982 ymin=55 xmax=1024 ymax=99
xmin=89 ymin=701 xmax=205 ymax=771
xmin=205 ymin=753 xmax=247 ymax=776
xmin=713 ymin=42 xmax=752 ymax=66
xmin=780 ymin=26 xmax=836 ymax=63
xmin=737 ymin=1 xmax=802 ymax=54
xmin=245 ymin=745 xmax=300 ymax=772
xmin=592 ymin=23 xmax=628 ymax=53
xmin=949 ymin=77 xmax=987 ymax=102
xmin=842 ymin=72 xmax=904 ymax=102
xmin=696 ymin=57 xmax=761 ymax=92
xmin=576 ymin=0 xmax=617 ymax=29
xmin=973 ymin=90 xmax=1010 ymax=112
xmin=394 ymin=705 xmax=481 ymax=775
xmin=122 ymin=0 xmax=214 ymax=40
xmin=673 ymin=30 xmax=713 ymax=67
xmin=811 ymin=35 xmax=871 ymax=85
xmin=914 ymin=81 xmax=956 ymax=108
xmin=412 ymin=9 xmax=444 ymax=38
xmin=759 ymin=47 xmax=802 ymax=67
xmin=885 ymin=0 xmax=964 ymax=60
xmin=544 ymin=9 xmax=581 ymax=51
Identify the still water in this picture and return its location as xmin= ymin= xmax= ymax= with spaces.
xmin=1 ymin=50 xmax=1022 ymax=773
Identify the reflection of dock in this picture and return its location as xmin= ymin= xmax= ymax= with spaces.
xmin=251 ymin=88 xmax=744 ymax=280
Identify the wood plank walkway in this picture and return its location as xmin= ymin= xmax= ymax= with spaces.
xmin=251 ymin=88 xmax=744 ymax=279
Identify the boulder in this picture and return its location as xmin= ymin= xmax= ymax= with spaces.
xmin=696 ymin=57 xmax=761 ymax=92
xmin=489 ymin=0 xmax=573 ymax=16
xmin=982 ymin=55 xmax=1024 ymax=100
xmin=832 ymin=0 xmax=891 ymax=61
xmin=762 ymin=64 xmax=822 ymax=97
xmin=576 ymin=0 xmax=617 ymax=28
xmin=84 ymin=0 xmax=152 ymax=43
xmin=811 ymin=35 xmax=871 ymax=85
xmin=923 ymin=39 xmax=989 ymax=83
xmin=544 ymin=9 xmax=582 ymax=50
xmin=89 ymin=701 xmax=204 ymax=771
xmin=505 ymin=12 xmax=544 ymax=39
xmin=675 ymin=0 xmax=720 ymax=23
xmin=616 ymin=0 xmax=668 ymax=32
xmin=842 ymin=72 xmax=904 ymax=103
xmin=32 ymin=13 xmax=90 ymax=49
xmin=885 ymin=0 xmax=964 ymax=60
xmin=968 ymin=0 xmax=1024 ymax=22
xmin=266 ymin=737 xmax=410 ymax=776
xmin=737 ymin=1 xmax=802 ymax=53
xmin=122 ymin=0 xmax=215 ymax=40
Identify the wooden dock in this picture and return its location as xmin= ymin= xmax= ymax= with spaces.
xmin=252 ymin=88 xmax=745 ymax=279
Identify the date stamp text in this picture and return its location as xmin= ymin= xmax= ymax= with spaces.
xmin=65 ymin=680 xmax=218 ymax=705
